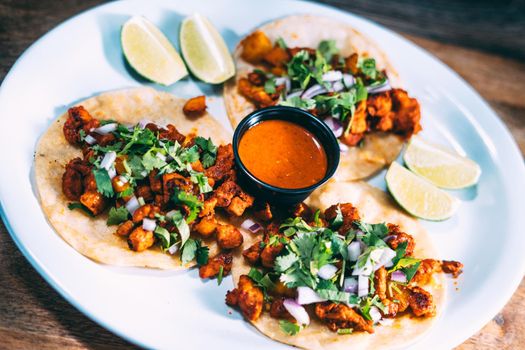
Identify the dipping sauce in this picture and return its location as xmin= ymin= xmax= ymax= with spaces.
xmin=238 ymin=119 xmax=328 ymax=189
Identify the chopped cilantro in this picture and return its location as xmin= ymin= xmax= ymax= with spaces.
xmin=181 ymin=239 xmax=198 ymax=264
xmin=196 ymin=245 xmax=209 ymax=265
xmin=337 ymin=328 xmax=353 ymax=335
xmin=170 ymin=209 xmax=190 ymax=246
xmin=279 ymin=320 xmax=301 ymax=335
xmin=67 ymin=202 xmax=94 ymax=217
xmin=359 ymin=58 xmax=379 ymax=80
xmin=154 ymin=226 xmax=172 ymax=250
xmin=318 ymin=40 xmax=339 ymax=62
xmin=171 ymin=190 xmax=203 ymax=223
xmin=194 ymin=136 xmax=218 ymax=168
xmin=92 ymin=168 xmax=114 ymax=197
xmin=279 ymin=96 xmax=316 ymax=110
xmin=106 ymin=206 xmax=129 ymax=225
xmin=190 ymin=171 xmax=212 ymax=194
xmin=217 ymin=266 xmax=224 ymax=285
xmin=264 ymin=77 xmax=277 ymax=94
xmin=248 ymin=268 xmax=276 ymax=292
xmin=330 ymin=206 xmax=343 ymax=229
xmin=276 ymin=37 xmax=287 ymax=49
xmin=142 ymin=148 xmax=167 ymax=171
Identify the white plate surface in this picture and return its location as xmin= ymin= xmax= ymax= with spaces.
xmin=1 ymin=0 xmax=524 ymax=349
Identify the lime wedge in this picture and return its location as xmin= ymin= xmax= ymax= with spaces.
xmin=121 ymin=16 xmax=188 ymax=85
xmin=403 ymin=137 xmax=481 ymax=189
xmin=386 ymin=162 xmax=460 ymax=221
xmin=180 ymin=13 xmax=235 ymax=84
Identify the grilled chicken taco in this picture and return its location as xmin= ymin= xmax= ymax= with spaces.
xmin=224 ymin=15 xmax=422 ymax=181
xmin=226 ymin=181 xmax=462 ymax=349
xmin=35 ymin=87 xmax=255 ymax=269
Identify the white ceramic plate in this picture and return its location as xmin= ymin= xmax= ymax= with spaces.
xmin=1 ymin=0 xmax=524 ymax=349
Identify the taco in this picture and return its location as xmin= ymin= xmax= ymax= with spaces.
xmin=223 ymin=15 xmax=422 ymax=181
xmin=35 ymin=87 xmax=255 ymax=270
xmin=226 ymin=181 xmax=462 ymax=349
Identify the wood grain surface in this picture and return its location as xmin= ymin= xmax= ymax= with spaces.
xmin=1 ymin=0 xmax=524 ymax=349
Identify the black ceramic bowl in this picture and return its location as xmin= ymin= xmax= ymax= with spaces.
xmin=232 ymin=106 xmax=340 ymax=206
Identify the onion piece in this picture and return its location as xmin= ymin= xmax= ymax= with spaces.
xmin=286 ymin=90 xmax=303 ymax=99
xmin=317 ymin=264 xmax=338 ymax=280
xmin=166 ymin=210 xmax=178 ymax=219
xmin=283 ymin=299 xmax=310 ymax=326
xmin=353 ymin=259 xmax=373 ymax=276
xmin=391 ymin=270 xmax=407 ymax=283
xmin=138 ymin=119 xmax=154 ymax=129
xmin=343 ymin=74 xmax=355 ymax=87
xmin=322 ymin=70 xmax=343 ymax=82
xmin=373 ymin=247 xmax=396 ymax=271
xmin=100 ymin=151 xmax=117 ymax=170
xmin=125 ymin=196 xmax=140 ymax=215
xmin=343 ymin=277 xmax=358 ymax=293
xmin=156 ymin=153 xmax=167 ymax=162
xmin=296 ymin=286 xmax=327 ymax=305
xmin=107 ymin=166 xmax=117 ymax=179
xmin=274 ymin=77 xmax=291 ymax=92
xmin=302 ymin=84 xmax=328 ymax=99
xmin=338 ymin=141 xmax=349 ymax=153
xmin=347 ymin=241 xmax=361 ymax=262
xmin=367 ymin=81 xmax=391 ymax=94
xmin=168 ymin=244 xmax=179 ymax=255
xmin=323 ymin=117 xmax=343 ymax=138
xmin=240 ymin=219 xmax=262 ymax=233
xmin=369 ymin=306 xmax=382 ymax=323
xmin=358 ymin=275 xmax=369 ymax=297
xmin=94 ymin=123 xmax=117 ymax=135
xmin=119 ymin=175 xmax=128 ymax=184
xmin=142 ymin=218 xmax=156 ymax=231
xmin=331 ymin=81 xmax=345 ymax=92
xmin=84 ymin=134 xmax=97 ymax=145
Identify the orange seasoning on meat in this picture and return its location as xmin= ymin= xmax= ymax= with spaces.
xmin=238 ymin=120 xmax=328 ymax=189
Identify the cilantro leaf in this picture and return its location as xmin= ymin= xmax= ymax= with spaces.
xmin=316 ymin=288 xmax=352 ymax=303
xmin=264 ymin=78 xmax=277 ymax=94
xmin=330 ymin=206 xmax=343 ymax=229
xmin=402 ymin=261 xmax=421 ymax=282
xmin=181 ymin=239 xmax=198 ymax=264
xmin=142 ymin=149 xmax=167 ymax=171
xmin=171 ymin=210 xmax=190 ymax=246
xmin=359 ymin=58 xmax=379 ymax=80
xmin=106 ymin=206 xmax=129 ymax=225
xmin=318 ymin=40 xmax=339 ymax=62
xmin=92 ymin=168 xmax=114 ymax=197
xmin=274 ymin=252 xmax=299 ymax=273
xmin=279 ymin=96 xmax=316 ymax=110
xmin=196 ymin=245 xmax=209 ymax=265
xmin=127 ymin=155 xmax=147 ymax=180
xmin=154 ymin=226 xmax=172 ymax=250
xmin=190 ymin=171 xmax=212 ymax=194
xmin=247 ymin=268 xmax=276 ymax=291
xmin=388 ymin=257 xmax=421 ymax=272
xmin=279 ymin=320 xmax=301 ymax=336
xmin=276 ymin=37 xmax=287 ymax=49
xmin=67 ymin=202 xmax=94 ymax=217
xmin=194 ymin=137 xmax=218 ymax=168
xmin=287 ymin=50 xmax=312 ymax=89
xmin=171 ymin=190 xmax=203 ymax=223
xmin=337 ymin=328 xmax=353 ymax=335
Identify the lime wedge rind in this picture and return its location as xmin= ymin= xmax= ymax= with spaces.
xmin=403 ymin=137 xmax=481 ymax=190
xmin=121 ymin=16 xmax=188 ymax=86
xmin=386 ymin=162 xmax=460 ymax=221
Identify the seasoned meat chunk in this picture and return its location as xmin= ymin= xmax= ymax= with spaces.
xmin=314 ymin=302 xmax=374 ymax=333
xmin=263 ymin=45 xmax=291 ymax=67
xmin=194 ymin=216 xmax=218 ymax=237
xmin=127 ymin=227 xmax=155 ymax=252
xmin=389 ymin=89 xmax=422 ymax=138
xmin=441 ymin=260 xmax=463 ymax=278
xmin=388 ymin=283 xmax=410 ymax=313
xmin=324 ymin=203 xmax=360 ymax=234
xmin=62 ymin=158 xmax=90 ymax=200
xmin=132 ymin=204 xmax=160 ymax=223
xmin=227 ymin=275 xmax=264 ymax=321
xmin=238 ymin=78 xmax=277 ymax=108
xmin=80 ymin=191 xmax=107 ymax=216
xmin=411 ymin=259 xmax=441 ymax=285
xmin=241 ymin=31 xmax=273 ymax=63
xmin=269 ymin=297 xmax=293 ymax=320
xmin=226 ymin=191 xmax=254 ymax=217
xmin=205 ymin=144 xmax=234 ymax=183
xmin=149 ymin=170 xmax=162 ymax=193
xmin=408 ymin=286 xmax=436 ymax=317
xmin=247 ymin=71 xmax=266 ymax=86
xmin=349 ymin=100 xmax=368 ymax=135
xmin=63 ymin=106 xmax=95 ymax=145
xmin=116 ymin=220 xmax=135 ymax=237
xmin=135 ymin=184 xmax=153 ymax=202
xmin=260 ymin=239 xmax=284 ymax=268
xmin=183 ymin=95 xmax=207 ymax=117
xmin=386 ymin=224 xmax=415 ymax=256
xmin=253 ymin=201 xmax=273 ymax=221
xmin=162 ymin=172 xmax=193 ymax=203
xmin=199 ymin=252 xmax=233 ymax=279
xmin=242 ymin=241 xmax=262 ymax=265
xmin=213 ymin=180 xmax=240 ymax=207
xmin=291 ymin=202 xmax=313 ymax=220
xmin=374 ymin=267 xmax=398 ymax=317
xmin=216 ymin=224 xmax=243 ymax=249
xmin=158 ymin=124 xmax=186 ymax=144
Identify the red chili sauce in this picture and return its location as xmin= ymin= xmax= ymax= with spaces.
xmin=238 ymin=120 xmax=328 ymax=189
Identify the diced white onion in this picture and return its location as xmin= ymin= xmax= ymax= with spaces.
xmin=274 ymin=77 xmax=291 ymax=93
xmin=323 ymin=117 xmax=343 ymax=138
xmin=241 ymin=219 xmax=262 ymax=233
xmin=107 ymin=166 xmax=117 ymax=179
xmin=140 ymin=170 xmax=148 ymax=177
xmin=302 ymin=84 xmax=328 ymax=99
xmin=138 ymin=119 xmax=154 ymax=129
xmin=283 ymin=299 xmax=310 ymax=326
xmin=347 ymin=241 xmax=361 ymax=261
xmin=343 ymin=277 xmax=358 ymax=293
xmin=331 ymin=81 xmax=345 ymax=92
xmin=322 ymin=70 xmax=343 ymax=82
xmin=286 ymin=90 xmax=303 ymax=99
xmin=156 ymin=153 xmax=167 ymax=162
xmin=138 ymin=197 xmax=145 ymax=206
xmin=100 ymin=151 xmax=117 ymax=170
xmin=94 ymin=123 xmax=117 ymax=135
xmin=338 ymin=141 xmax=349 ymax=153
xmin=125 ymin=196 xmax=140 ymax=215
xmin=317 ymin=264 xmax=338 ymax=280
xmin=142 ymin=218 xmax=156 ymax=232
xmin=168 ymin=244 xmax=179 ymax=255
xmin=367 ymin=81 xmax=391 ymax=94
xmin=353 ymin=259 xmax=373 ymax=276
xmin=343 ymin=74 xmax=355 ymax=87
xmin=358 ymin=275 xmax=369 ymax=297
xmin=84 ymin=134 xmax=97 ymax=145
xmin=391 ymin=270 xmax=407 ymax=283
xmin=296 ymin=286 xmax=327 ymax=305
xmin=373 ymin=247 xmax=396 ymax=271
xmin=369 ymin=306 xmax=382 ymax=323
xmin=119 ymin=175 xmax=128 ymax=184
xmin=166 ymin=210 xmax=178 ymax=219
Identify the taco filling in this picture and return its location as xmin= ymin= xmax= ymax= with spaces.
xmin=236 ymin=32 xmax=421 ymax=147
xmin=226 ymin=202 xmax=462 ymax=336
xmin=60 ymin=103 xmax=254 ymax=267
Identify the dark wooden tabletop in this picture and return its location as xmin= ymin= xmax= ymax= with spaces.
xmin=1 ymin=0 xmax=524 ymax=349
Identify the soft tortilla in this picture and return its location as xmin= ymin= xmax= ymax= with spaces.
xmin=223 ymin=15 xmax=404 ymax=181
xmin=231 ymin=181 xmax=444 ymax=349
xmin=35 ymin=87 xmax=232 ymax=269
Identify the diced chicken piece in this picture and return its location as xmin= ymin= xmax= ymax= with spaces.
xmin=183 ymin=96 xmax=207 ymax=117
xmin=386 ymin=224 xmax=415 ymax=256
xmin=116 ymin=220 xmax=135 ymax=237
xmin=241 ymin=31 xmax=273 ymax=63
xmin=324 ymin=203 xmax=361 ymax=234
xmin=127 ymin=227 xmax=155 ymax=252
xmin=314 ymin=302 xmax=374 ymax=333
xmin=80 ymin=191 xmax=107 ymax=216
xmin=193 ymin=216 xmax=218 ymax=237
xmin=199 ymin=252 xmax=233 ymax=279
xmin=408 ymin=286 xmax=436 ymax=317
xmin=242 ymin=241 xmax=262 ymax=265
xmin=216 ymin=224 xmax=243 ymax=249
xmin=226 ymin=275 xmax=264 ymax=321
xmin=132 ymin=204 xmax=161 ymax=224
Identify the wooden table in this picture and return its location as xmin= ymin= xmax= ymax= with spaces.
xmin=1 ymin=1 xmax=524 ymax=348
